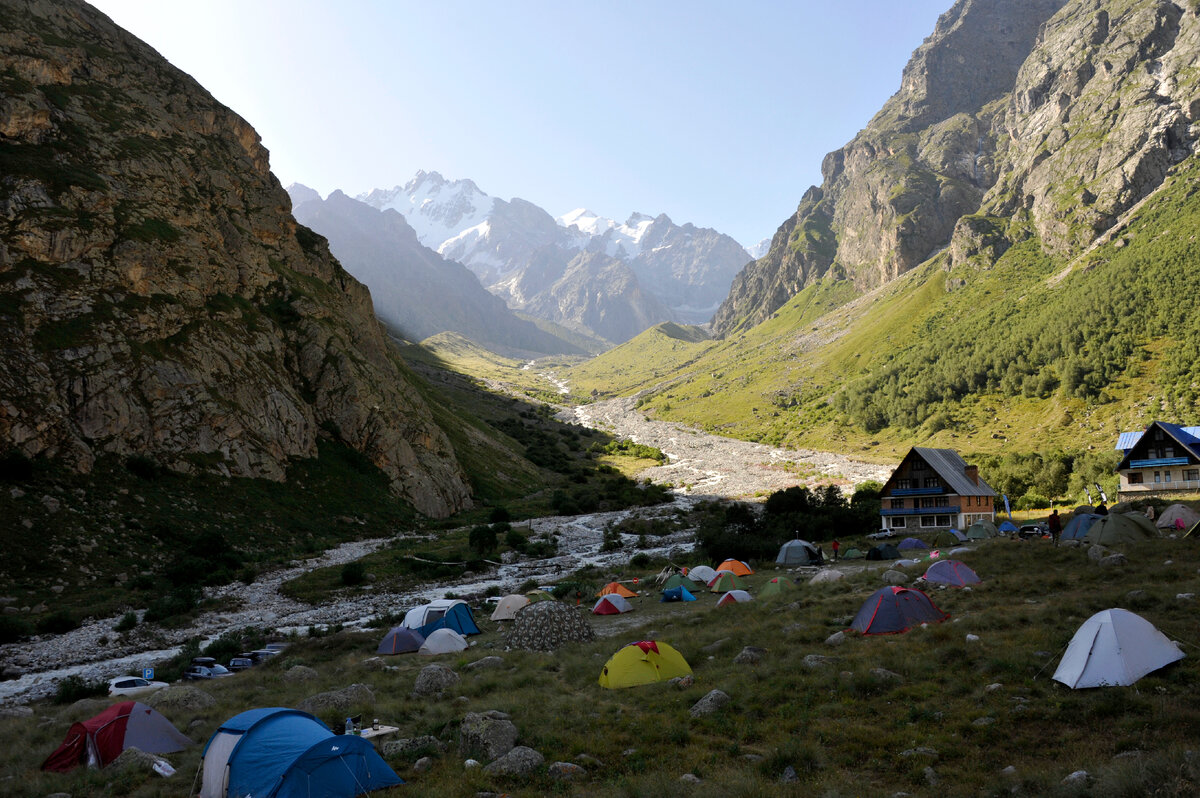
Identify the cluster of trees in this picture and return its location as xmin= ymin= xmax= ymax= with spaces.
xmin=695 ymin=483 xmax=881 ymax=562
xmin=973 ymin=449 xmax=1120 ymax=509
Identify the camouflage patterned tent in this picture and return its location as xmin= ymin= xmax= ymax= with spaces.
xmin=504 ymin=600 xmax=595 ymax=652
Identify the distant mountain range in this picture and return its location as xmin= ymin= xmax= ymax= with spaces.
xmin=355 ymin=171 xmax=752 ymax=342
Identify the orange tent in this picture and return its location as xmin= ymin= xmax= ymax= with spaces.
xmin=596 ymin=582 xmax=638 ymax=598
xmin=715 ymin=559 xmax=754 ymax=576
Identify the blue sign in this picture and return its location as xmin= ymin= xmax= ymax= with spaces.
xmin=143 ymin=668 xmax=154 ymax=680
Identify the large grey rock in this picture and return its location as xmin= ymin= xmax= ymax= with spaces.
xmin=548 ymin=761 xmax=586 ymax=781
xmin=482 ymin=745 xmax=544 ymax=776
xmin=1099 ymin=553 xmax=1128 ymax=567
xmin=733 ymin=646 xmax=766 ymax=665
xmin=803 ymin=654 xmax=834 ymax=669
xmin=881 ymin=569 xmax=910 ymax=585
xmin=296 ymin=683 xmax=375 ymax=714
xmin=459 ymin=711 xmax=518 ymax=761
xmin=284 ymin=665 xmax=317 ymax=682
xmin=825 ymin=631 xmax=847 ymax=647
xmin=109 ymin=746 xmax=170 ymax=775
xmin=146 ymin=685 xmax=215 ymax=713
xmin=465 ymin=656 xmax=505 ymax=672
xmin=413 ymin=665 xmax=460 ymax=698
xmin=689 ymin=689 xmax=731 ymax=718
xmin=381 ymin=736 xmax=445 ymax=759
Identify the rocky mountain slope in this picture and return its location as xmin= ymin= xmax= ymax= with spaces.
xmin=715 ymin=0 xmax=1197 ymax=334
xmin=287 ymin=187 xmax=583 ymax=357
xmin=360 ymin=172 xmax=749 ymax=340
xmin=0 ymin=0 xmax=473 ymax=517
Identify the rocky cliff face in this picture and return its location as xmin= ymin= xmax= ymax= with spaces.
xmin=0 ymin=0 xmax=472 ymax=517
xmin=714 ymin=0 xmax=1077 ymax=334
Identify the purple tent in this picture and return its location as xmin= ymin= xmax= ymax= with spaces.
xmin=850 ymin=586 xmax=948 ymax=635
xmin=897 ymin=537 xmax=928 ymax=550
xmin=376 ymin=626 xmax=424 ymax=654
xmin=923 ymin=559 xmax=981 ymax=587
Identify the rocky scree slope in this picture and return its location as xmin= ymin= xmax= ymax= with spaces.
xmin=0 ymin=0 xmax=471 ymax=517
xmin=715 ymin=0 xmax=1200 ymax=335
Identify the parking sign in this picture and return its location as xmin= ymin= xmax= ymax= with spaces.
xmin=143 ymin=668 xmax=154 ymax=680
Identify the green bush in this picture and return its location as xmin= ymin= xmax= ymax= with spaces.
xmin=35 ymin=609 xmax=80 ymax=635
xmin=113 ymin=611 xmax=138 ymax=632
xmin=52 ymin=675 xmax=106 ymax=704
xmin=0 ymin=615 xmax=33 ymax=644
xmin=340 ymin=561 xmax=366 ymax=586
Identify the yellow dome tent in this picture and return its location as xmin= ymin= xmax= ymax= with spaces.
xmin=598 ymin=641 xmax=692 ymax=688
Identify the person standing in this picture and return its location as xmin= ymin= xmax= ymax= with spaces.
xmin=831 ymin=539 xmax=840 ymax=562
xmin=1047 ymin=509 xmax=1062 ymax=547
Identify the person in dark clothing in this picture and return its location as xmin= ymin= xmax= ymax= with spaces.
xmin=1095 ymin=502 xmax=1108 ymax=516
xmin=1047 ymin=509 xmax=1062 ymax=546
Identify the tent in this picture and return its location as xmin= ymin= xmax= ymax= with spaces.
xmin=1061 ymin=513 xmax=1101 ymax=542
xmin=923 ymin=559 xmax=981 ymax=587
xmin=775 ymin=539 xmax=823 ymax=566
xmin=198 ymin=708 xmax=401 ymax=798
xmin=489 ymin=594 xmax=530 ymax=621
xmin=841 ymin=547 xmax=865 ymax=560
xmin=850 ymin=586 xmax=948 ymax=635
xmin=931 ymin=530 xmax=964 ymax=547
xmin=375 ymin=626 xmax=424 ymax=655
xmin=592 ymin=594 xmax=634 ymax=615
xmin=419 ymin=628 xmax=469 ymax=655
xmin=505 ymin=600 xmax=595 ymax=652
xmin=716 ymin=558 xmax=754 ymax=576
xmin=1156 ymin=503 xmax=1200 ymax=531
xmin=598 ymin=641 xmax=692 ymax=688
xmin=42 ymin=700 xmax=191 ymax=772
xmin=660 ymin=586 xmax=697 ymax=602
xmin=758 ymin=577 xmax=795 ymax=598
xmin=596 ymin=582 xmax=638 ymax=598
xmin=708 ymin=572 xmax=748 ymax=592
xmin=966 ymin=519 xmax=999 ymax=540
xmin=687 ymin=565 xmax=717 ymax=584
xmin=717 ymin=590 xmax=753 ymax=606
xmin=1084 ymin=513 xmax=1157 ymax=546
xmin=661 ymin=573 xmax=699 ymax=591
xmin=865 ymin=544 xmax=900 ymax=560
xmin=1053 ymin=609 xmax=1185 ymax=688
xmin=525 ymin=590 xmax=556 ymax=602
xmin=402 ymin=599 xmax=480 ymax=637
xmin=897 ymin=537 xmax=928 ymax=550
xmin=998 ymin=520 xmax=1019 ymax=534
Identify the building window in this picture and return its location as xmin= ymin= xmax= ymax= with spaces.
xmin=1165 ymin=446 xmax=1174 ymax=458
xmin=935 ymin=515 xmax=951 ymax=526
xmin=889 ymin=517 xmax=906 ymax=529
xmin=1186 ymin=470 xmax=1199 ymax=481
xmin=920 ymin=515 xmax=937 ymax=528
xmin=1155 ymin=471 xmax=1161 ymax=483
xmin=913 ymin=460 xmax=926 ymax=471
xmin=936 ymin=497 xmax=949 ymax=507
xmin=921 ymin=498 xmax=934 ymax=508
xmin=1155 ymin=428 xmax=1164 ymax=440
xmin=1128 ymin=473 xmax=1143 ymax=484
xmin=898 ymin=479 xmax=912 ymax=490
xmin=924 ymin=477 xmax=940 ymax=488
xmin=1165 ymin=471 xmax=1173 ymax=483
xmin=891 ymin=499 xmax=905 ymax=509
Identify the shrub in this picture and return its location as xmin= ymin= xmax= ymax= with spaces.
xmin=340 ymin=561 xmax=367 ymax=586
xmin=0 ymin=615 xmax=33 ymax=644
xmin=36 ymin=609 xmax=80 ymax=635
xmin=489 ymin=506 xmax=511 ymax=523
xmin=0 ymin=451 xmax=33 ymax=481
xmin=113 ymin=611 xmax=138 ymax=632
xmin=469 ymin=525 xmax=498 ymax=556
xmin=52 ymin=675 xmax=106 ymax=704
xmin=125 ymin=454 xmax=160 ymax=480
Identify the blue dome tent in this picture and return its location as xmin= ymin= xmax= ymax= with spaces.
xmin=416 ymin=602 xmax=480 ymax=638
xmin=199 ymin=708 xmax=401 ymax=798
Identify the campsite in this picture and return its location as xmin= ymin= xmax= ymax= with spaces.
xmin=7 ymin=525 xmax=1200 ymax=797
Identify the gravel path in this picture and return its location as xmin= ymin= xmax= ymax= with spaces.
xmin=0 ymin=392 xmax=894 ymax=704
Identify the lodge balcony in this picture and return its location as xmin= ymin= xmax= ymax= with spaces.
xmin=888 ymin=487 xmax=944 ymax=496
xmin=880 ymin=506 xmax=961 ymax=516
xmin=1129 ymin=457 xmax=1192 ymax=468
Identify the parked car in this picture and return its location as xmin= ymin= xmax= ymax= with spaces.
xmin=264 ymin=642 xmax=289 ymax=652
xmin=1019 ymin=523 xmax=1048 ymax=539
xmin=227 ymin=656 xmax=254 ymax=672
xmin=247 ymin=649 xmax=279 ymax=664
xmin=107 ymin=675 xmax=168 ymax=697
xmin=182 ymin=657 xmax=233 ymax=681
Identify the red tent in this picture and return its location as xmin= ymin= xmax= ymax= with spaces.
xmin=42 ymin=700 xmax=191 ymax=772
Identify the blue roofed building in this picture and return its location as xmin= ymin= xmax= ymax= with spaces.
xmin=878 ymin=447 xmax=996 ymax=533
xmin=1115 ymin=421 xmax=1200 ymax=500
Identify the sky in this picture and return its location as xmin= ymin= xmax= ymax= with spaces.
xmin=87 ymin=1 xmax=952 ymax=248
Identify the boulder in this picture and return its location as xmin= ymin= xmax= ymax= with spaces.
xmin=1099 ymin=553 xmax=1128 ymax=567
xmin=381 ymin=735 xmax=445 ymax=759
xmin=881 ymin=569 xmax=910 ymax=585
xmin=297 ymin=683 xmax=375 ymax=715
xmin=733 ymin=646 xmax=766 ymax=665
xmin=825 ymin=631 xmax=846 ymax=647
xmin=146 ymin=685 xmax=215 ymax=713
xmin=803 ymin=654 xmax=834 ymax=669
xmin=482 ymin=745 xmax=544 ymax=776
xmin=809 ymin=570 xmax=844 ymax=584
xmin=459 ymin=711 xmax=518 ymax=761
xmin=465 ymin=656 xmax=505 ymax=671
xmin=548 ymin=761 xmax=586 ymax=781
xmin=412 ymin=665 xmax=459 ymax=698
xmin=689 ymin=689 xmax=731 ymax=718
xmin=110 ymin=746 xmax=174 ymax=776
xmin=284 ymin=665 xmax=318 ymax=682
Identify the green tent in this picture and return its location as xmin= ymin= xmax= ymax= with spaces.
xmin=1084 ymin=512 xmax=1158 ymax=546
xmin=661 ymin=573 xmax=700 ymax=591
xmin=758 ymin=577 xmax=794 ymax=598
xmin=966 ymin=519 xmax=999 ymax=540
xmin=932 ymin=530 xmax=963 ymax=547
xmin=708 ymin=572 xmax=747 ymax=593
xmin=841 ymin=547 xmax=864 ymax=560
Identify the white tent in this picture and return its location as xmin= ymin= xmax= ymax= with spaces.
xmin=403 ymin=598 xmax=468 ymax=630
xmin=1052 ymin=609 xmax=1184 ymax=688
xmin=1156 ymin=503 xmax=1200 ymax=531
xmin=419 ymin=628 xmax=469 ymax=655
xmin=716 ymin=590 xmax=753 ymax=606
xmin=687 ymin=565 xmax=717 ymax=584
xmin=490 ymin=594 xmax=530 ymax=621
xmin=591 ymin=594 xmax=634 ymax=615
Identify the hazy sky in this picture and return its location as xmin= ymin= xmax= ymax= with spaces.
xmin=88 ymin=1 xmax=951 ymax=247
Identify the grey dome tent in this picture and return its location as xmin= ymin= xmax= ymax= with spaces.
xmin=776 ymin=539 xmax=823 ymax=566
xmin=865 ymin=543 xmax=900 ymax=560
xmin=1084 ymin=513 xmax=1157 ymax=546
xmin=966 ymin=519 xmax=999 ymax=540
xmin=376 ymin=626 xmax=424 ymax=655
xmin=1053 ymin=609 xmax=1184 ymax=688
xmin=850 ymin=586 xmax=948 ymax=635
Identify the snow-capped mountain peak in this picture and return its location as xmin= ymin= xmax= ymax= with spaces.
xmin=358 ymin=172 xmax=494 ymax=250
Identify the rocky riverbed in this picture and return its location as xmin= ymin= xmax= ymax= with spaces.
xmin=0 ymin=396 xmax=892 ymax=705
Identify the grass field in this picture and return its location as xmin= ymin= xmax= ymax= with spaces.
xmin=10 ymin=531 xmax=1200 ymax=797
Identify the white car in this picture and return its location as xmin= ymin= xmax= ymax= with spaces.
xmin=107 ymin=675 xmax=168 ymax=697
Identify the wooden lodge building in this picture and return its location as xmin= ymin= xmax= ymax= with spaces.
xmin=878 ymin=447 xmax=996 ymax=533
xmin=1115 ymin=421 xmax=1200 ymax=500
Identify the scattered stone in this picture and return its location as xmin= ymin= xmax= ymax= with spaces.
xmin=1087 ymin=545 xmax=1107 ymax=562
xmin=881 ymin=570 xmax=910 ymax=585
xmin=482 ymin=745 xmax=544 ymax=776
xmin=465 ymin=656 xmax=504 ymax=671
xmin=1034 ymin=650 xmax=1053 ymax=659
xmin=870 ymin=668 xmax=902 ymax=683
xmin=110 ymin=746 xmax=173 ymax=776
xmin=782 ymin=623 xmax=805 ymax=635
xmin=701 ymin=638 xmax=730 ymax=654
xmin=413 ymin=756 xmax=432 ymax=773
xmin=284 ymin=665 xmax=317 ymax=682
xmin=1113 ymin=750 xmax=1146 ymax=760
xmin=780 ymin=765 xmax=799 ymax=783
xmin=381 ymin=736 xmax=444 ymax=759
xmin=973 ymin=717 xmax=996 ymax=726
xmin=622 ymin=748 xmax=637 ymax=758
xmin=44 ymin=793 xmax=71 ymax=798
xmin=689 ymin=689 xmax=731 ymax=718
xmin=464 ymin=759 xmax=481 ymax=769
xmin=0 ymin=597 xmax=15 ymax=606
xmin=740 ymin=753 xmax=764 ymax=763
xmin=679 ymin=773 xmax=702 ymax=783
xmin=41 ymin=495 xmax=61 ymax=513
xmin=985 ymin=683 xmax=1003 ymax=693
xmin=1099 ymin=553 xmax=1128 ymax=567
xmin=966 ymin=634 xmax=980 ymax=642
xmin=459 ymin=711 xmax=518 ymax=760
xmin=548 ymin=761 xmax=586 ymax=781
xmin=574 ymin=753 xmax=602 ymax=767
xmin=803 ymin=654 xmax=834 ymax=669
xmin=734 ymin=646 xmax=766 ymax=665
xmin=1177 ymin=593 xmax=1196 ymax=602
xmin=669 ymin=674 xmax=694 ymax=689
xmin=146 ymin=685 xmax=215 ymax=713
xmin=1062 ymin=770 xmax=1089 ymax=785
xmin=809 ymin=569 xmax=843 ymax=584
xmin=412 ymin=665 xmax=459 ymax=698
xmin=924 ymin=766 xmax=938 ymax=786
xmin=825 ymin=631 xmax=846 ymax=647
xmin=1126 ymin=590 xmax=1147 ymax=601
xmin=900 ymin=747 xmax=938 ymax=759
xmin=1000 ymin=765 xmax=1017 ymax=777
xmin=297 ymin=683 xmax=375 ymax=714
